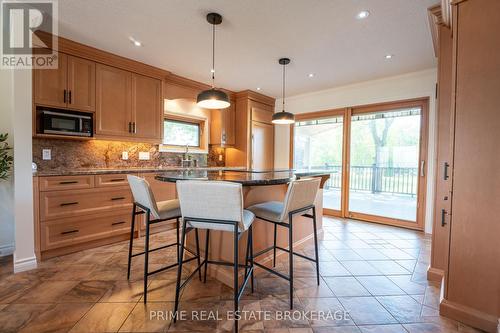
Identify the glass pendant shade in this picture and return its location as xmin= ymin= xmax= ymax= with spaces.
xmin=272 ymin=110 xmax=295 ymax=124
xmin=197 ymin=88 xmax=230 ymax=109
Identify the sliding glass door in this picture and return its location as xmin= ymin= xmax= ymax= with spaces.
xmin=293 ymin=111 xmax=345 ymax=216
xmin=291 ymin=99 xmax=428 ymax=230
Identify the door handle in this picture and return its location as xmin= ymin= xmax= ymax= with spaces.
xmin=61 ymin=229 xmax=79 ymax=235
xmin=441 ymin=209 xmax=447 ymax=227
xmin=111 ymin=221 xmax=126 ymax=226
xmin=128 ymin=122 xmax=132 ymax=133
xmin=63 ymin=89 xmax=67 ymax=103
xmin=111 ymin=196 xmax=125 ymax=201
xmin=133 ymin=122 xmax=137 ymax=134
xmin=60 ymin=201 xmax=79 ymax=206
xmin=444 ymin=162 xmax=450 ymax=180
xmin=420 ymin=160 xmax=425 ymax=177
xmin=59 ymin=181 xmax=78 ymax=185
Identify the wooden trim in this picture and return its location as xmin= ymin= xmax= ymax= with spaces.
xmin=324 ymin=209 xmax=342 ymax=218
xmin=427 ymin=266 xmax=445 ymax=282
xmin=235 ymin=90 xmax=275 ymax=107
xmin=428 ymin=4 xmax=444 ymax=56
xmin=341 ymin=108 xmax=351 ymax=217
xmin=34 ymin=31 xmax=169 ymax=79
xmin=350 ymin=97 xmax=430 ymax=115
xmin=348 ymin=211 xmax=425 ymax=231
xmin=440 ymin=299 xmax=499 ymax=333
xmin=33 ymin=177 xmax=41 ymax=261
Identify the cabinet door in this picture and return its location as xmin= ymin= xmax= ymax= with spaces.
xmin=131 ymin=74 xmax=162 ymax=140
xmin=95 ymin=64 xmax=132 ymax=137
xmin=67 ymin=55 xmax=96 ymax=112
xmin=224 ymin=103 xmax=236 ymax=145
xmin=34 ymin=53 xmax=67 ymax=108
xmin=210 ymin=104 xmax=235 ymax=146
xmin=251 ymin=121 xmax=274 ymax=170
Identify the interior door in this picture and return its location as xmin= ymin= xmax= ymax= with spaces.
xmin=95 ymin=64 xmax=132 ymax=137
xmin=67 ymin=55 xmax=96 ymax=112
xmin=34 ymin=53 xmax=68 ymax=108
xmin=131 ymin=73 xmax=162 ymax=140
xmin=252 ymin=121 xmax=274 ymax=170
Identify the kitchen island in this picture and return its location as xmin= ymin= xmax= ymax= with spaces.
xmin=155 ymin=169 xmax=330 ymax=286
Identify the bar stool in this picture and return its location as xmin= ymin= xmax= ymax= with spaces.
xmin=247 ymin=177 xmax=321 ymax=309
xmin=174 ymin=180 xmax=255 ymax=333
xmin=126 ymin=175 xmax=201 ymax=303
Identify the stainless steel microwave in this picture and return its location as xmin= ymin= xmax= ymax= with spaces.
xmin=39 ymin=109 xmax=93 ymax=137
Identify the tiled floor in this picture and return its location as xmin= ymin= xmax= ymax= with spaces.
xmin=0 ymin=217 xmax=485 ymax=333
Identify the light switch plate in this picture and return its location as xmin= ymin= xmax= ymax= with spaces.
xmin=138 ymin=152 xmax=150 ymax=160
xmin=42 ymin=149 xmax=51 ymax=160
xmin=122 ymin=151 xmax=129 ymax=160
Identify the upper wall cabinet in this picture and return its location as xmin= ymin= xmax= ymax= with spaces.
xmin=95 ymin=64 xmax=162 ymax=141
xmin=34 ymin=53 xmax=96 ymax=112
xmin=210 ymin=103 xmax=235 ymax=146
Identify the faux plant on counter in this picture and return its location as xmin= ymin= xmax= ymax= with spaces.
xmin=0 ymin=133 xmax=13 ymax=180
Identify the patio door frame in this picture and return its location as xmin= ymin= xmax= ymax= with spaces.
xmin=290 ymin=97 xmax=429 ymax=231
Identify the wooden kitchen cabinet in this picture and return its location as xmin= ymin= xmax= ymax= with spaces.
xmin=225 ymin=90 xmax=275 ymax=169
xmin=34 ymin=53 xmax=68 ymax=108
xmin=34 ymin=53 xmax=96 ymax=112
xmin=132 ymin=73 xmax=162 ymax=140
xmin=95 ymin=64 xmax=133 ymax=137
xmin=210 ymin=102 xmax=235 ymax=146
xmin=96 ymin=64 xmax=162 ymax=141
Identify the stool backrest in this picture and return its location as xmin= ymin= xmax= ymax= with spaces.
xmin=127 ymin=175 xmax=160 ymax=219
xmin=281 ymin=177 xmax=321 ymax=220
xmin=176 ymin=180 xmax=245 ymax=230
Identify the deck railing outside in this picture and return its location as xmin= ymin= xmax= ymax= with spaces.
xmin=309 ymin=165 xmax=418 ymax=196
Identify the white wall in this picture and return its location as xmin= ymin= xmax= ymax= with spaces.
xmin=275 ymin=69 xmax=438 ymax=233
xmin=0 ymin=70 xmax=15 ymax=257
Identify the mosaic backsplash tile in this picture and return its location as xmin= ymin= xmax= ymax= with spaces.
xmin=33 ymin=138 xmax=225 ymax=172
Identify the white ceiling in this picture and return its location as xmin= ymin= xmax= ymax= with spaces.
xmin=56 ymin=0 xmax=438 ymax=98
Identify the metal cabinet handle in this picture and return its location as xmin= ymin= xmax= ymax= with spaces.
xmin=63 ymin=89 xmax=67 ymax=103
xmin=110 ymin=178 xmax=125 ymax=182
xmin=128 ymin=122 xmax=132 ymax=133
xmin=59 ymin=181 xmax=78 ymax=185
xmin=133 ymin=122 xmax=137 ymax=134
xmin=444 ymin=162 xmax=450 ymax=180
xmin=111 ymin=196 xmax=125 ymax=201
xmin=441 ymin=209 xmax=447 ymax=227
xmin=60 ymin=201 xmax=79 ymax=206
xmin=112 ymin=221 xmax=126 ymax=226
xmin=420 ymin=160 xmax=425 ymax=177
xmin=61 ymin=229 xmax=79 ymax=235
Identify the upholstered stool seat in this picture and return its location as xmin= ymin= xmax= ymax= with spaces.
xmin=156 ymin=199 xmax=181 ymax=220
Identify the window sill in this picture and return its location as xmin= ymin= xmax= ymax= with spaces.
xmin=158 ymin=144 xmax=208 ymax=154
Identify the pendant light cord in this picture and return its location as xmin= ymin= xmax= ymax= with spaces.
xmin=211 ymin=22 xmax=215 ymax=88
xmin=282 ymin=62 xmax=286 ymax=112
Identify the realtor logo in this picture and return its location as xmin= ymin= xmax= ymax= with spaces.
xmin=1 ymin=0 xmax=58 ymax=69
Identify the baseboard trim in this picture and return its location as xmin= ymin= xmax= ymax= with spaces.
xmin=13 ymin=255 xmax=38 ymax=273
xmin=440 ymin=298 xmax=498 ymax=333
xmin=427 ymin=266 xmax=444 ymax=282
xmin=0 ymin=244 xmax=15 ymax=257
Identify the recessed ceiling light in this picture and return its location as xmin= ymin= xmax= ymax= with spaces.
xmin=385 ymin=54 xmax=393 ymax=59
xmin=129 ymin=37 xmax=142 ymax=47
xmin=356 ymin=10 xmax=370 ymax=19
xmin=308 ymin=73 xmax=315 ymax=78
xmin=256 ymin=87 xmax=261 ymax=91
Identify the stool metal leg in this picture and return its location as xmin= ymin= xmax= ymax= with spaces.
xmin=288 ymin=213 xmax=294 ymax=310
xmin=195 ymin=229 xmax=202 ymax=281
xmin=249 ymin=225 xmax=254 ymax=293
xmin=173 ymin=219 xmax=187 ymax=323
xmin=233 ymin=224 xmax=239 ymax=333
xmin=143 ymin=210 xmax=151 ymax=304
xmin=273 ymin=224 xmax=277 ymax=267
xmin=127 ymin=203 xmax=136 ymax=280
xmin=312 ymin=206 xmax=320 ymax=286
xmin=176 ymin=218 xmax=180 ymax=262
xmin=203 ymin=230 xmax=210 ymax=283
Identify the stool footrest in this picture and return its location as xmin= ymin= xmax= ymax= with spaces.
xmin=275 ymin=246 xmax=317 ymax=262
xmin=254 ymin=261 xmax=290 ymax=281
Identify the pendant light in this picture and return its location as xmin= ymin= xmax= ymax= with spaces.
xmin=197 ymin=13 xmax=230 ymax=109
xmin=272 ymin=58 xmax=295 ymax=124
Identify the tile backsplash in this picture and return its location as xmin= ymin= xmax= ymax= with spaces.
xmin=33 ymin=138 xmax=225 ymax=172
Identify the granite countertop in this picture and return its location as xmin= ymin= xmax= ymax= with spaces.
xmin=154 ymin=169 xmax=331 ymax=186
xmin=33 ymin=166 xmax=246 ymax=177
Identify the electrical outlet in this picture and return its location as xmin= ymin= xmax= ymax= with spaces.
xmin=42 ymin=149 xmax=51 ymax=160
xmin=218 ymin=154 xmax=223 ymax=161
xmin=138 ymin=152 xmax=150 ymax=160
xmin=122 ymin=151 xmax=129 ymax=160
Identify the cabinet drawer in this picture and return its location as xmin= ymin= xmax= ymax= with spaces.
xmin=96 ymin=173 xmax=135 ymax=188
xmin=40 ymin=211 xmax=131 ymax=250
xmin=40 ymin=187 xmax=132 ymax=221
xmin=39 ymin=175 xmax=94 ymax=191
xmin=251 ymin=107 xmax=273 ymax=124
